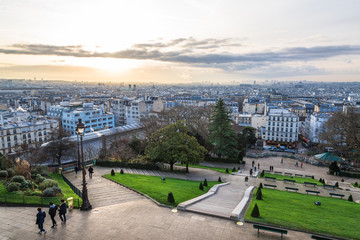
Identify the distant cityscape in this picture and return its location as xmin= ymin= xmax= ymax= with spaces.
xmin=1 ymin=78 xmax=360 ymax=160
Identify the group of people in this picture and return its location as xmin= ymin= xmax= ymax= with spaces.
xmin=269 ymin=165 xmax=274 ymax=172
xmin=36 ymin=199 xmax=67 ymax=234
xmin=74 ymin=166 xmax=94 ymax=178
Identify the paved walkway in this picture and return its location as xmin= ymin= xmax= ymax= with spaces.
xmin=186 ymin=181 xmax=247 ymax=218
xmin=0 ymin=203 xmax=312 ymax=240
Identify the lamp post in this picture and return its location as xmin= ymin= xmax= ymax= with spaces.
xmin=76 ymin=118 xmax=92 ymax=211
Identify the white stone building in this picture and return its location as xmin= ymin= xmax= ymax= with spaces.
xmin=304 ymin=113 xmax=330 ymax=143
xmin=265 ymin=109 xmax=299 ymax=146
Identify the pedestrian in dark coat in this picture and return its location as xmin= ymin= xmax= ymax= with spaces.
xmin=59 ymin=199 xmax=67 ymax=224
xmin=48 ymin=202 xmax=58 ymax=228
xmin=36 ymin=208 xmax=46 ymax=234
xmin=88 ymin=166 xmax=94 ymax=179
xmin=75 ymin=166 xmax=79 ymax=176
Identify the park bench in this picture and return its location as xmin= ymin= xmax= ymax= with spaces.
xmin=329 ymin=193 xmax=345 ymax=199
xmin=265 ymin=177 xmax=276 ymax=181
xmin=263 ymin=170 xmax=271 ymax=173
xmin=285 ymin=187 xmax=299 ymax=192
xmin=323 ymin=185 xmax=335 ymax=190
xmin=284 ymin=172 xmax=292 ymax=176
xmin=253 ymin=224 xmax=287 ymax=239
xmin=305 ymin=175 xmax=314 ymax=178
xmin=311 ymin=234 xmax=337 ymax=240
xmin=283 ymin=179 xmax=295 ymax=184
xmin=274 ymin=171 xmax=282 ymax=174
xmin=264 ymin=184 xmax=277 ymax=189
xmin=304 ymin=182 xmax=317 ymax=187
xmin=295 ymin=174 xmax=303 ymax=177
xmin=306 ymin=190 xmax=320 ymax=195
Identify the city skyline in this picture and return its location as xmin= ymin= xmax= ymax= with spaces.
xmin=1 ymin=0 xmax=360 ymax=83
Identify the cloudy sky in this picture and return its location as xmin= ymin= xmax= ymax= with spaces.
xmin=0 ymin=0 xmax=360 ymax=84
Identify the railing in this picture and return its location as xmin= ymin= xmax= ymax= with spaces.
xmin=61 ymin=173 xmax=83 ymax=199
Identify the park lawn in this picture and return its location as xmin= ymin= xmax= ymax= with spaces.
xmin=260 ymin=173 xmax=322 ymax=185
xmin=176 ymin=164 xmax=234 ymax=174
xmin=104 ymin=173 xmax=217 ymax=206
xmin=0 ymin=174 xmax=81 ymax=207
xmin=245 ymin=188 xmax=360 ymax=240
xmin=352 ymin=183 xmax=360 ymax=188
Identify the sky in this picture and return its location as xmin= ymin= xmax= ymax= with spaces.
xmin=0 ymin=0 xmax=360 ymax=84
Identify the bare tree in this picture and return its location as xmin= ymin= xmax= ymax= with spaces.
xmin=44 ymin=127 xmax=76 ymax=168
xmin=108 ymin=138 xmax=136 ymax=163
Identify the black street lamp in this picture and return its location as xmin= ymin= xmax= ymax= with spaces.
xmin=76 ymin=118 xmax=92 ymax=211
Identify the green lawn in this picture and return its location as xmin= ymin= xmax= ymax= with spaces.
xmin=104 ymin=173 xmax=217 ymax=206
xmin=177 ymin=164 xmax=235 ymax=174
xmin=352 ymin=183 xmax=360 ymax=188
xmin=260 ymin=173 xmax=322 ymax=185
xmin=0 ymin=174 xmax=81 ymax=207
xmin=245 ymin=188 xmax=360 ymax=240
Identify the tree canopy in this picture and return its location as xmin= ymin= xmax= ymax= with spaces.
xmin=209 ymin=99 xmax=239 ymax=158
xmin=145 ymin=121 xmax=206 ymax=171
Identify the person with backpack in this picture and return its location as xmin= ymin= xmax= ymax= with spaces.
xmin=36 ymin=207 xmax=46 ymax=234
xmin=59 ymin=199 xmax=67 ymax=224
xmin=48 ymin=202 xmax=58 ymax=228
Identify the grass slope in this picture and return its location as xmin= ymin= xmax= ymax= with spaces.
xmin=104 ymin=173 xmax=217 ymax=206
xmin=177 ymin=164 xmax=234 ymax=174
xmin=245 ymin=188 xmax=360 ymax=240
xmin=0 ymin=174 xmax=81 ymax=207
xmin=260 ymin=173 xmax=322 ymax=185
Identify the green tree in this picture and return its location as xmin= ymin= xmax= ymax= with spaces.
xmin=209 ymin=99 xmax=239 ymax=158
xmin=145 ymin=121 xmax=206 ymax=171
xmin=242 ymin=126 xmax=257 ymax=147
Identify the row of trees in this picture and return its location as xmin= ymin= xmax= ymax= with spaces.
xmin=320 ymin=108 xmax=360 ymax=162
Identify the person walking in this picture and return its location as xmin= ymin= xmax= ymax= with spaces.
xmin=245 ymin=176 xmax=249 ymax=186
xmin=48 ymin=202 xmax=58 ymax=228
xmin=88 ymin=166 xmax=94 ymax=179
xmin=74 ymin=166 xmax=78 ymax=176
xmin=59 ymin=199 xmax=67 ymax=224
xmin=252 ymin=161 xmax=255 ymax=167
xmin=258 ymin=163 xmax=260 ymax=169
xmin=36 ymin=208 xmax=47 ymax=234
xmin=250 ymin=168 xmax=253 ymax=176
xmin=301 ymin=163 xmax=303 ymax=168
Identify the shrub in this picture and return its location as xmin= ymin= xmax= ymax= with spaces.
xmin=40 ymin=171 xmax=48 ymax=177
xmin=11 ymin=175 xmax=26 ymax=184
xmin=6 ymin=168 xmax=15 ymax=177
xmin=256 ymin=189 xmax=263 ymax=200
xmin=355 ymin=182 xmax=358 ymax=187
xmin=35 ymin=174 xmax=46 ymax=184
xmin=39 ymin=179 xmax=58 ymax=191
xmin=251 ymin=204 xmax=260 ymax=217
xmin=199 ymin=182 xmax=204 ymax=190
xmin=218 ymin=177 xmax=222 ymax=182
xmin=42 ymin=188 xmax=55 ymax=197
xmin=52 ymin=187 xmax=62 ymax=196
xmin=319 ymin=178 xmax=322 ymax=183
xmin=203 ymin=179 xmax=208 ymax=187
xmin=232 ymin=167 xmax=236 ymax=172
xmin=7 ymin=182 xmax=20 ymax=192
xmin=23 ymin=189 xmax=42 ymax=196
xmin=259 ymin=183 xmax=263 ymax=189
xmin=120 ymin=169 xmax=124 ymax=174
xmin=335 ymin=182 xmax=339 ymax=188
xmin=225 ymin=168 xmax=229 ymax=173
xmin=0 ymin=170 xmax=8 ymax=179
xmin=20 ymin=180 xmax=32 ymax=189
xmin=167 ymin=192 xmax=175 ymax=203
xmin=348 ymin=195 xmax=353 ymax=202
xmin=341 ymin=179 xmax=344 ymax=182
xmin=260 ymin=170 xmax=265 ymax=177
xmin=111 ymin=169 xmax=115 ymax=176
xmin=238 ymin=167 xmax=240 ymax=170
